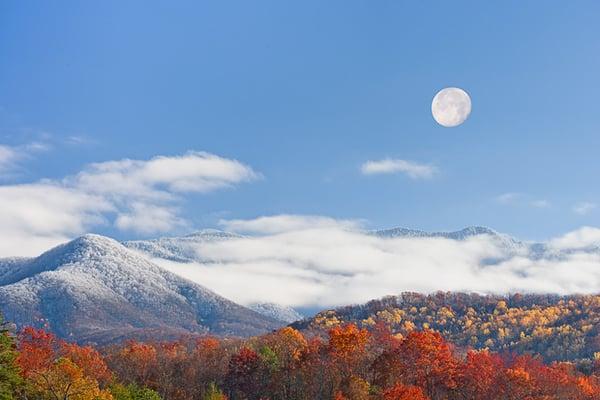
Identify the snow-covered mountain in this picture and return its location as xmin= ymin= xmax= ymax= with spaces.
xmin=0 ymin=234 xmax=281 ymax=344
xmin=249 ymin=303 xmax=304 ymax=323
xmin=374 ymin=225 xmax=525 ymax=248
xmin=374 ymin=226 xmax=500 ymax=239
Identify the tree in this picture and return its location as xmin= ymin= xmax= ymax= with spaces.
xmin=328 ymin=324 xmax=370 ymax=363
xmin=16 ymin=327 xmax=112 ymax=400
xmin=16 ymin=327 xmax=57 ymax=376
xmin=255 ymin=327 xmax=309 ymax=399
xmin=328 ymin=323 xmax=371 ymax=386
xmin=153 ymin=342 xmax=189 ymax=400
xmin=108 ymin=341 xmax=158 ymax=389
xmin=43 ymin=357 xmax=113 ymax=400
xmin=382 ymin=383 xmax=429 ymax=400
xmin=0 ymin=316 xmax=22 ymax=400
xmin=226 ymin=347 xmax=260 ymax=399
xmin=62 ymin=342 xmax=112 ymax=384
xmin=459 ymin=350 xmax=504 ymax=400
xmin=190 ymin=338 xmax=229 ymax=399
xmin=344 ymin=375 xmax=370 ymax=400
xmin=373 ymin=331 xmax=458 ymax=400
xmin=203 ymin=383 xmax=227 ymax=400
xmin=109 ymin=383 xmax=161 ymax=400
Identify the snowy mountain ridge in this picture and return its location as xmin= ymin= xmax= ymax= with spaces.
xmin=373 ymin=225 xmax=501 ymax=239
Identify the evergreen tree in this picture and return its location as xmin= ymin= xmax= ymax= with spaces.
xmin=0 ymin=315 xmax=22 ymax=400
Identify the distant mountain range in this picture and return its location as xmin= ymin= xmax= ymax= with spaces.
xmin=123 ymin=225 xmax=600 ymax=268
xmin=373 ymin=225 xmax=599 ymax=260
xmin=2 ymin=225 xmax=599 ymax=344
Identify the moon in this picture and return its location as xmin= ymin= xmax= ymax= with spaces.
xmin=431 ymin=87 xmax=471 ymax=127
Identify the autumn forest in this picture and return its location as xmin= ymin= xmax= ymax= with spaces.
xmin=4 ymin=292 xmax=600 ymax=399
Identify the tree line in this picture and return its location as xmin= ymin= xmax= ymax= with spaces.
xmin=3 ymin=314 xmax=600 ymax=399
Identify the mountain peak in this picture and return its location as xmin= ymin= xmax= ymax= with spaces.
xmin=34 ymin=233 xmax=129 ymax=269
xmin=457 ymin=226 xmax=498 ymax=235
xmin=70 ymin=233 xmax=121 ymax=248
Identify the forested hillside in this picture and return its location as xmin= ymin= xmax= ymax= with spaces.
xmin=293 ymin=292 xmax=600 ymax=369
xmin=7 ymin=291 xmax=600 ymax=399
xmin=3 ymin=315 xmax=600 ymax=399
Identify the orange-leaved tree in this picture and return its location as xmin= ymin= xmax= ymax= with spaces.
xmin=373 ymin=330 xmax=459 ymax=400
xmin=17 ymin=327 xmax=112 ymax=399
xmin=382 ymin=383 xmax=429 ymax=400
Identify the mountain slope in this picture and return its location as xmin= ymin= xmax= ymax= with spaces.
xmin=249 ymin=302 xmax=304 ymax=323
xmin=0 ymin=234 xmax=281 ymax=344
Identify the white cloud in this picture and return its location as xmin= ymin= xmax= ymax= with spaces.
xmin=0 ymin=151 xmax=258 ymax=256
xmin=65 ymin=136 xmax=95 ymax=146
xmin=115 ymin=203 xmax=186 ymax=234
xmin=149 ymin=214 xmax=600 ymax=309
xmin=573 ymin=202 xmax=597 ymax=215
xmin=23 ymin=142 xmax=52 ymax=153
xmin=0 ymin=145 xmax=20 ymax=173
xmin=360 ymin=159 xmax=437 ymax=179
xmin=0 ymin=183 xmax=112 ymax=256
xmin=496 ymin=193 xmax=550 ymax=209
xmin=73 ymin=151 xmax=259 ymax=197
xmin=549 ymin=227 xmax=600 ymax=250
xmin=0 ymin=142 xmax=51 ymax=176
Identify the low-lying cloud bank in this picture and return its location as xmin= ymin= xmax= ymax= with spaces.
xmin=152 ymin=216 xmax=600 ymax=309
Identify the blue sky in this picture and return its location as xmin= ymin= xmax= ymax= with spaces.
xmin=1 ymin=1 xmax=600 ymax=243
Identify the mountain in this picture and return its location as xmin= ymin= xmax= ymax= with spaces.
xmin=123 ymin=229 xmax=241 ymax=262
xmin=374 ymin=225 xmax=501 ymax=240
xmin=249 ymin=302 xmax=304 ymax=323
xmin=0 ymin=234 xmax=282 ymax=344
xmin=375 ymin=225 xmax=527 ymax=250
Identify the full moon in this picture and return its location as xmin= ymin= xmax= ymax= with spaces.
xmin=431 ymin=87 xmax=472 ymax=127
